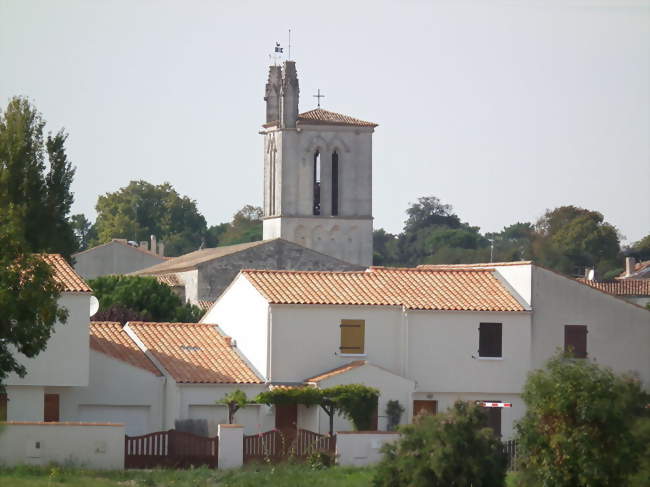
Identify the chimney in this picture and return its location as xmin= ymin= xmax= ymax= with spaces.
xmin=158 ymin=241 xmax=165 ymax=257
xmin=150 ymin=235 xmax=157 ymax=255
xmin=224 ymin=336 xmax=232 ymax=347
xmin=139 ymin=241 xmax=148 ymax=250
xmin=265 ymin=65 xmax=282 ymax=123
xmin=584 ymin=267 xmax=595 ymax=281
xmin=280 ymin=60 xmax=299 ymax=128
xmin=625 ymin=257 xmax=636 ymax=278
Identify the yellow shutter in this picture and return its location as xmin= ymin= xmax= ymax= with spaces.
xmin=340 ymin=319 xmax=365 ymax=354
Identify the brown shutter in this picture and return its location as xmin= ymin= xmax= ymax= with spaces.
xmin=564 ymin=325 xmax=587 ymax=358
xmin=0 ymin=394 xmax=7 ymax=421
xmin=44 ymin=394 xmax=59 ymax=422
xmin=340 ymin=320 xmax=365 ymax=354
xmin=479 ymin=323 xmax=502 ymax=357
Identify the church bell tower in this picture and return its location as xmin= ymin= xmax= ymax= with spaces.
xmin=261 ymin=60 xmax=377 ymax=267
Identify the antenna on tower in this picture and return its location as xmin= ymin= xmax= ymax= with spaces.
xmin=288 ymin=29 xmax=292 ymax=60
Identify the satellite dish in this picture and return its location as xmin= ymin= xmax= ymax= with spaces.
xmin=587 ymin=269 xmax=595 ymax=281
xmin=89 ymin=296 xmax=100 ymax=317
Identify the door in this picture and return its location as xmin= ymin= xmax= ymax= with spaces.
xmin=413 ymin=400 xmax=437 ymax=418
xmin=44 ymin=394 xmax=59 ymax=422
xmin=275 ymin=404 xmax=298 ymax=432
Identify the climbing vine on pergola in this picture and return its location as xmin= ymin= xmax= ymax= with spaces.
xmin=256 ymin=384 xmax=379 ymax=435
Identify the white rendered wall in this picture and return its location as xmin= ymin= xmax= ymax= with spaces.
xmin=55 ymin=350 xmax=165 ymax=435
xmin=6 ymin=293 xmax=90 ymax=387
xmin=73 ymin=241 xmax=165 ymax=280
xmin=201 ymin=275 xmax=269 ymax=378
xmin=269 ymin=305 xmax=402 ymax=383
xmin=218 ymin=424 xmax=244 ymax=469
xmin=336 ymin=432 xmax=400 ymax=467
xmin=492 ymin=264 xmax=532 ymax=307
xmin=6 ymin=386 xmax=45 ymax=421
xmin=407 ymin=311 xmax=532 ymax=393
xmin=176 ymin=269 xmax=199 ymax=305
xmin=530 ymin=267 xmax=650 ymax=386
xmin=0 ymin=422 xmax=125 ymax=469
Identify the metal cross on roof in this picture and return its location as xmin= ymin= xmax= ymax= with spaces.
xmin=313 ymin=89 xmax=325 ymax=108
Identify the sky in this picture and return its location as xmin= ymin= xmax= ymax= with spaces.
xmin=1 ymin=0 xmax=648 ymax=244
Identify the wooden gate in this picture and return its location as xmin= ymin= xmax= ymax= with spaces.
xmin=243 ymin=429 xmax=336 ymax=464
xmin=125 ymin=429 xmax=218 ymax=469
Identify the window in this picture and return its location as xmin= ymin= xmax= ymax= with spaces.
xmin=0 ymin=394 xmax=6 ymax=421
xmin=339 ymin=319 xmax=364 ymax=354
xmin=480 ymin=405 xmax=502 ymax=437
xmin=313 ymin=151 xmax=321 ymax=215
xmin=479 ymin=323 xmax=502 ymax=358
xmin=331 ymin=151 xmax=339 ymax=216
xmin=269 ymin=150 xmax=276 ymax=215
xmin=44 ymin=393 xmax=59 ymax=422
xmin=564 ymin=325 xmax=587 ymax=358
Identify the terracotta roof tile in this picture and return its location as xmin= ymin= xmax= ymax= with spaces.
xmin=306 ymin=361 xmax=367 ymax=383
xmin=576 ymin=278 xmax=650 ymax=296
xmin=297 ymin=108 xmax=377 ymax=127
xmin=89 ymin=322 xmax=162 ymax=376
xmin=127 ymin=322 xmax=262 ymax=384
xmin=41 ymin=254 xmax=92 ymax=293
xmin=156 ymin=273 xmax=183 ymax=287
xmin=617 ymin=261 xmax=650 ymax=279
xmin=197 ymin=300 xmax=215 ymax=311
xmin=241 ymin=267 xmax=525 ymax=312
xmin=417 ymin=261 xmax=533 ymax=269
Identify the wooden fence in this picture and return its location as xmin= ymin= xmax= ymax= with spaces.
xmin=243 ymin=429 xmax=336 ymax=464
xmin=125 ymin=429 xmax=218 ymax=469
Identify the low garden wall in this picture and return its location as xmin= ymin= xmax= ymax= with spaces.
xmin=336 ymin=431 xmax=400 ymax=467
xmin=0 ymin=421 xmax=125 ymax=470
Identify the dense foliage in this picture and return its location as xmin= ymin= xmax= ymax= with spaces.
xmin=88 ymin=275 xmax=202 ymax=323
xmin=217 ymin=389 xmax=252 ymax=424
xmin=207 ymin=205 xmax=263 ymax=247
xmin=0 ymin=97 xmax=78 ymax=258
xmin=0 ymin=210 xmax=68 ymax=391
xmin=91 ymin=180 xmax=208 ymax=256
xmin=515 ymin=352 xmax=649 ymax=486
xmin=385 ymin=400 xmax=405 ymax=431
xmin=374 ymin=196 xmax=627 ymax=277
xmin=374 ymin=401 xmax=508 ymax=487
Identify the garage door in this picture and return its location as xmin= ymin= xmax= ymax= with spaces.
xmin=189 ymin=405 xmax=261 ymax=435
xmin=78 ymin=405 xmax=151 ymax=436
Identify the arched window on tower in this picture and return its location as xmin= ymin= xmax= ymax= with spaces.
xmin=269 ymin=149 xmax=276 ymax=215
xmin=313 ymin=151 xmax=321 ymax=215
xmin=331 ymin=151 xmax=339 ymax=216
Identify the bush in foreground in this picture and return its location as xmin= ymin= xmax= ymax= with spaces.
xmin=515 ymin=352 xmax=649 ymax=486
xmin=373 ymin=401 xmax=507 ymax=487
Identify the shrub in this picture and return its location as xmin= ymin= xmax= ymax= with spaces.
xmin=373 ymin=401 xmax=507 ymax=486
xmin=385 ymin=400 xmax=405 ymax=431
xmin=515 ymin=352 xmax=649 ymax=486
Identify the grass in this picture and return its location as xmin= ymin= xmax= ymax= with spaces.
xmin=0 ymin=463 xmax=376 ymax=487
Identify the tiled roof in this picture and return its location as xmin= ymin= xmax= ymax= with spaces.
xmin=41 ymin=254 xmax=92 ymax=293
xmin=297 ymin=108 xmax=377 ymax=127
xmin=197 ymin=300 xmax=215 ymax=311
xmin=126 ymin=322 xmax=262 ymax=384
xmin=241 ymin=267 xmax=525 ymax=312
xmin=617 ymin=261 xmax=650 ymax=279
xmin=133 ymin=240 xmax=269 ymax=275
xmin=89 ymin=322 xmax=162 ymax=376
xmin=306 ymin=361 xmax=367 ymax=383
xmin=417 ymin=261 xmax=533 ymax=269
xmin=73 ymin=239 xmax=168 ymax=260
xmin=576 ymin=279 xmax=650 ymax=296
xmin=156 ymin=273 xmax=183 ymax=287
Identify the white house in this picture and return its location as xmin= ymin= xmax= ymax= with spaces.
xmin=203 ymin=263 xmax=650 ymax=438
xmin=3 ymin=254 xmax=93 ymax=422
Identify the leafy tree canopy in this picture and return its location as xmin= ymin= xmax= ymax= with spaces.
xmin=629 ymin=234 xmax=650 ymax=262
xmin=88 ymin=275 xmax=202 ymax=323
xmin=92 ymin=180 xmax=208 ymax=257
xmin=516 ymin=352 xmax=649 ymax=486
xmin=208 ymin=205 xmax=263 ymax=247
xmin=0 ymin=97 xmax=77 ymax=258
xmin=217 ymin=389 xmax=252 ymax=424
xmin=0 ymin=210 xmax=69 ymax=392
xmin=374 ymin=401 xmax=507 ymax=487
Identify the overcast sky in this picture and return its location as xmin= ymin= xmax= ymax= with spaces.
xmin=1 ymin=0 xmax=648 ymax=243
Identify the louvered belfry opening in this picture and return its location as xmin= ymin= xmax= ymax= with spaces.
xmin=331 ymin=151 xmax=339 ymax=216
xmin=313 ymin=151 xmax=321 ymax=215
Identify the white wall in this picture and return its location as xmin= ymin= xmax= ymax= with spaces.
xmin=73 ymin=241 xmax=165 ymax=280
xmin=0 ymin=422 xmax=125 ymax=470
xmin=5 ymin=386 xmax=45 ymax=422
xmin=530 ymin=267 xmax=650 ymax=387
xmin=493 ymin=264 xmax=532 ymax=307
xmin=202 ymin=275 xmax=269 ymax=378
xmin=6 ymin=293 xmax=90 ymax=388
xmin=270 ymin=305 xmax=402 ymax=383
xmin=408 ymin=311 xmax=532 ymax=393
xmin=176 ymin=269 xmax=199 ymax=305
xmin=336 ymin=432 xmax=399 ymax=467
xmin=55 ymin=350 xmax=165 ymax=435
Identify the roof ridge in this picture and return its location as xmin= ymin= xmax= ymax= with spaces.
xmin=127 ymin=321 xmax=218 ymax=327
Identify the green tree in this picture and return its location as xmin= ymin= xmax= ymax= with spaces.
xmin=629 ymin=234 xmax=650 ymax=262
xmin=70 ymin=213 xmax=95 ymax=251
xmin=373 ymin=229 xmax=399 ymax=266
xmin=92 ymin=180 xmax=208 ymax=256
xmin=217 ymin=389 xmax=252 ymax=424
xmin=374 ymin=401 xmax=507 ymax=487
xmin=515 ymin=352 xmax=649 ymax=486
xmin=0 ymin=209 xmax=69 ymax=392
xmin=217 ymin=205 xmax=263 ymax=246
xmin=0 ymin=97 xmax=77 ymax=258
xmin=88 ymin=275 xmax=202 ymax=323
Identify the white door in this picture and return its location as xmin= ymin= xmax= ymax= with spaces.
xmin=78 ymin=405 xmax=151 ymax=436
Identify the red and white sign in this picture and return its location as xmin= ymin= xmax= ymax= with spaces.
xmin=477 ymin=402 xmax=512 ymax=408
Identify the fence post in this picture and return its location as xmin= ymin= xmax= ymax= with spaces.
xmin=218 ymin=424 xmax=243 ymax=470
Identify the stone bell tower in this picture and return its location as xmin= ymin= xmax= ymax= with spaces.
xmin=261 ymin=60 xmax=377 ymax=267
